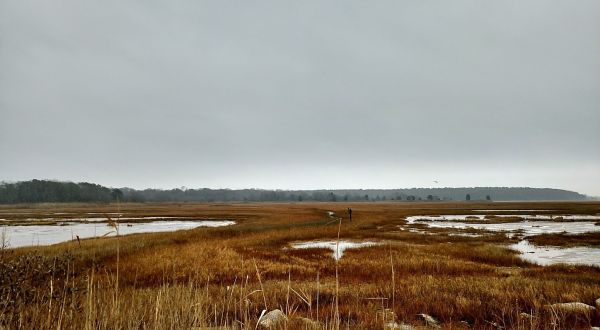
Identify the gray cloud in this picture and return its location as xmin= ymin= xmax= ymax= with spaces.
xmin=1 ymin=1 xmax=599 ymax=195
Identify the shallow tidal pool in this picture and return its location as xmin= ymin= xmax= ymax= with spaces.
xmin=405 ymin=213 xmax=600 ymax=267
xmin=1 ymin=220 xmax=235 ymax=248
xmin=405 ymin=215 xmax=600 ymax=236
xmin=290 ymin=240 xmax=380 ymax=260
xmin=511 ymin=240 xmax=600 ymax=267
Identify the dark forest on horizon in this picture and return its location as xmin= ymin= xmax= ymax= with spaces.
xmin=0 ymin=180 xmax=588 ymax=204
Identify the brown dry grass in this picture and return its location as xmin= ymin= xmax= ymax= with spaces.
xmin=1 ymin=201 xmax=600 ymax=329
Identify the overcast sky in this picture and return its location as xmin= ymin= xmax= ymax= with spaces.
xmin=1 ymin=1 xmax=599 ymax=195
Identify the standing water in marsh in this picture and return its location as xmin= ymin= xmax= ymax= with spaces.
xmin=404 ymin=214 xmax=600 ymax=267
xmin=404 ymin=215 xmax=600 ymax=236
xmin=511 ymin=240 xmax=600 ymax=267
xmin=1 ymin=220 xmax=235 ymax=248
xmin=290 ymin=240 xmax=380 ymax=260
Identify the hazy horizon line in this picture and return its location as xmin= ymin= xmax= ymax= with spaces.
xmin=1 ymin=178 xmax=590 ymax=196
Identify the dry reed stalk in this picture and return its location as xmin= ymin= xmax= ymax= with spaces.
xmin=0 ymin=227 xmax=8 ymax=259
xmin=255 ymin=309 xmax=267 ymax=330
xmin=335 ymin=215 xmax=342 ymax=329
xmin=106 ymin=204 xmax=121 ymax=321
xmin=253 ymin=259 xmax=267 ymax=310
xmin=286 ymin=266 xmax=291 ymax=316
xmin=84 ymin=269 xmax=94 ymax=330
xmin=316 ymin=271 xmax=320 ymax=324
xmin=253 ymin=258 xmax=267 ymax=328
xmin=389 ymin=243 xmax=395 ymax=310
xmin=56 ymin=259 xmax=71 ymax=328
xmin=222 ymin=276 xmax=237 ymax=327
xmin=46 ymin=257 xmax=55 ymax=327
xmin=154 ymin=287 xmax=162 ymax=329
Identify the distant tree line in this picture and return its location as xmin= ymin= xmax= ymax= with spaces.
xmin=0 ymin=180 xmax=120 ymax=203
xmin=0 ymin=180 xmax=587 ymax=204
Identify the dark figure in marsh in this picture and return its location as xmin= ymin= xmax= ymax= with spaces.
xmin=347 ymin=208 xmax=352 ymax=222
